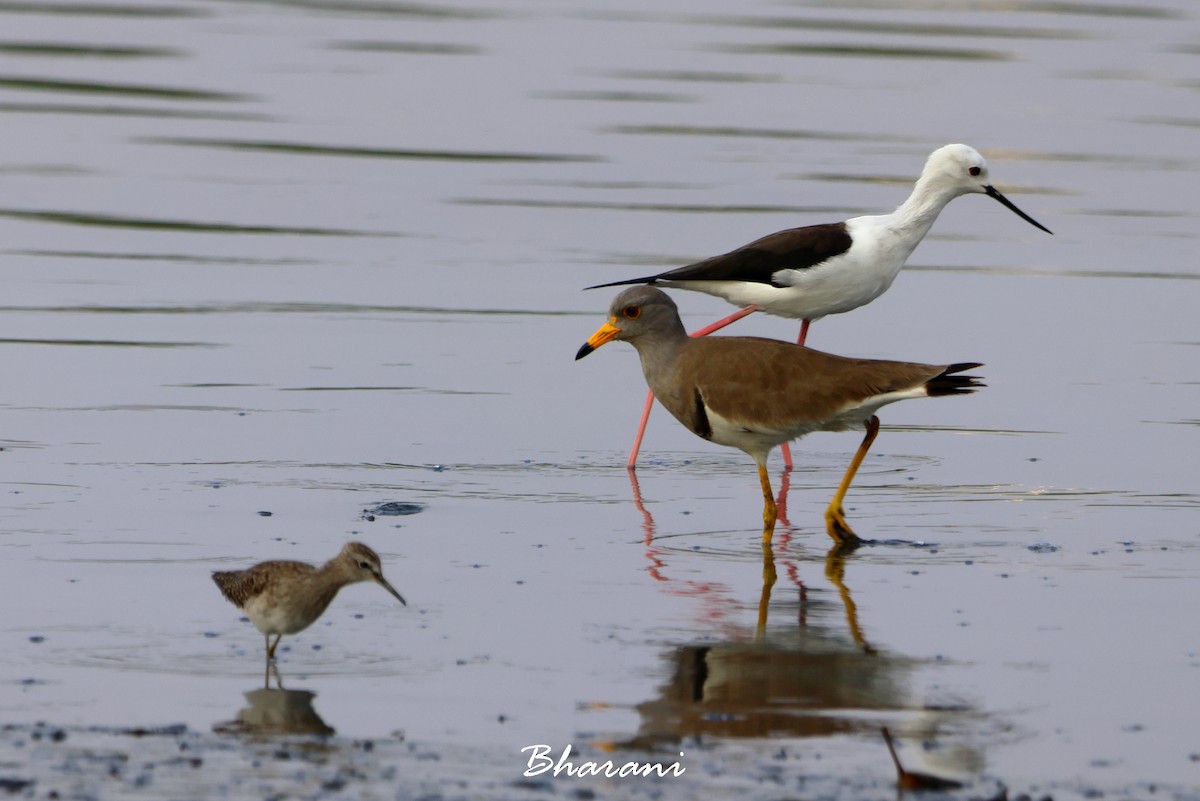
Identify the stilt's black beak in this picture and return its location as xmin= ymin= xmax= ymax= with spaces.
xmin=985 ymin=185 xmax=1052 ymax=234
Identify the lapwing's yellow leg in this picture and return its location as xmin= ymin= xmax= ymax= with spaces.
xmin=825 ymin=416 xmax=880 ymax=544
xmin=758 ymin=461 xmax=778 ymax=544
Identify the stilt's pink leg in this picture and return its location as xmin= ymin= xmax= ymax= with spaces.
xmin=779 ymin=319 xmax=812 ymax=470
xmin=626 ymin=392 xmax=654 ymax=470
xmin=627 ymin=305 xmax=761 ymax=468
xmin=687 ymin=304 xmax=760 ymax=337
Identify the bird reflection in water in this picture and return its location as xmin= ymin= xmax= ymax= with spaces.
xmin=213 ymin=684 xmax=334 ymax=737
xmin=627 ymin=466 xmax=869 ymax=651
xmin=619 ymin=467 xmax=978 ymax=782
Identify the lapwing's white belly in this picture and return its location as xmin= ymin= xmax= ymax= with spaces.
xmin=701 ymin=384 xmax=931 ymax=457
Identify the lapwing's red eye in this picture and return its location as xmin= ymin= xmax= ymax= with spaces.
xmin=623 ymin=305 xmax=641 ymax=319
xmin=968 ymin=166 xmax=981 ymax=177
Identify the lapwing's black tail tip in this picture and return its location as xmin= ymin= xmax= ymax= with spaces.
xmin=927 ymin=362 xmax=985 ymax=396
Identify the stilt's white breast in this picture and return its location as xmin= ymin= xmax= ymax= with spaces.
xmin=767 ymin=217 xmax=916 ymax=317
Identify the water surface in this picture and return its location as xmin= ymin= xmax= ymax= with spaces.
xmin=1 ymin=0 xmax=1197 ymax=798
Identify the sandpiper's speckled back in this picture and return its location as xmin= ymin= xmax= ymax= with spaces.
xmin=213 ymin=560 xmax=315 ymax=609
xmin=212 ymin=541 xmax=406 ymax=643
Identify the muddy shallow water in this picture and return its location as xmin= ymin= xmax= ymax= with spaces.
xmin=1 ymin=0 xmax=1198 ymax=799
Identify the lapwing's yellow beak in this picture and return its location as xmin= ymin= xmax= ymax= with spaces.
xmin=575 ymin=318 xmax=621 ymax=360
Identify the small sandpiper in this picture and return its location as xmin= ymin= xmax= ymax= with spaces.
xmin=213 ymin=541 xmax=406 ymax=668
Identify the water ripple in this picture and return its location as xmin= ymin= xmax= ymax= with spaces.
xmin=144 ymin=136 xmax=602 ymax=163
xmin=0 ymin=76 xmax=247 ymax=102
xmin=0 ymin=208 xmax=396 ymax=237
xmin=717 ymin=43 xmax=1014 ymax=62
xmin=0 ymin=2 xmax=205 ymax=17
xmin=0 ymin=102 xmax=269 ymax=121
xmin=0 ymin=42 xmax=183 ymax=59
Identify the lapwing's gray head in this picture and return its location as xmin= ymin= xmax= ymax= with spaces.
xmin=925 ymin=144 xmax=1052 ymax=234
xmin=575 ymin=286 xmax=685 ymax=360
xmin=339 ymin=541 xmax=406 ymax=605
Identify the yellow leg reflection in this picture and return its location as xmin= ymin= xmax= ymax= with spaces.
xmin=824 ymin=544 xmax=872 ymax=653
xmin=756 ymin=540 xmax=778 ymax=638
xmin=824 ymin=415 xmax=880 ymax=545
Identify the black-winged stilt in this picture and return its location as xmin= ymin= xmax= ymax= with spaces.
xmin=587 ymin=144 xmax=1048 ymax=469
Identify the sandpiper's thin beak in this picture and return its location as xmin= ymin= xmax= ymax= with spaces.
xmin=375 ymin=575 xmax=407 ymax=606
xmin=985 ymin=184 xmax=1052 ymax=234
xmin=575 ymin=318 xmax=622 ymax=361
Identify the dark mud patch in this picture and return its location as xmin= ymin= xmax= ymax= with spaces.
xmin=361 ymin=501 xmax=426 ymax=521
xmin=2 ymin=722 xmax=1191 ymax=801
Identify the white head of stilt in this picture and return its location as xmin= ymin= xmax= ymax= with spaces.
xmin=890 ymin=144 xmax=992 ymax=235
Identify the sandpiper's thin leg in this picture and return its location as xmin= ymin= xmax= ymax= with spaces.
xmin=266 ymin=633 xmax=282 ymax=660
xmin=627 ymin=305 xmax=761 ymax=469
xmin=758 ymin=460 xmax=778 ymax=544
xmin=825 ymin=416 xmax=880 ymax=544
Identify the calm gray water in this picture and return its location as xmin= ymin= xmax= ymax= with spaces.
xmin=1 ymin=1 xmax=1197 ymax=799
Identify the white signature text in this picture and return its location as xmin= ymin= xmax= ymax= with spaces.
xmin=521 ymin=744 xmax=685 ymax=778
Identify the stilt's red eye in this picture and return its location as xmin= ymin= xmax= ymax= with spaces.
xmin=968 ymin=166 xmax=981 ymax=177
xmin=623 ymin=306 xmax=641 ymax=319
